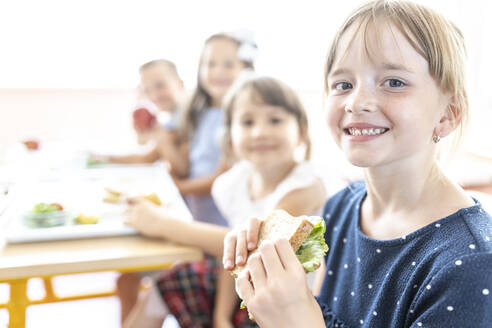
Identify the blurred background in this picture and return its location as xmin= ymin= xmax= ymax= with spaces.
xmin=0 ymin=1 xmax=491 ymax=327
xmin=1 ymin=0 xmax=491 ymax=159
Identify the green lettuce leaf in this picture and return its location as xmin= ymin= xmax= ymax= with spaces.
xmin=32 ymin=203 xmax=59 ymax=213
xmin=296 ymin=218 xmax=329 ymax=272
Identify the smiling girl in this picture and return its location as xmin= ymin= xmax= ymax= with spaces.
xmin=224 ymin=1 xmax=492 ymax=327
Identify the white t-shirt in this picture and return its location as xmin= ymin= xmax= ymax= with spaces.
xmin=211 ymin=160 xmax=321 ymax=228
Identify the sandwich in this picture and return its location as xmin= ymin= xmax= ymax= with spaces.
xmin=231 ymin=209 xmax=329 ymax=318
xmin=102 ymin=187 xmax=162 ymax=206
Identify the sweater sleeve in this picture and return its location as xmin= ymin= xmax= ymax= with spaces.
xmin=407 ymin=252 xmax=492 ymax=327
xmin=314 ymin=297 xmax=349 ymax=328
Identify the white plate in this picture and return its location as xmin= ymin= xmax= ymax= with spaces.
xmin=1 ymin=164 xmax=192 ymax=243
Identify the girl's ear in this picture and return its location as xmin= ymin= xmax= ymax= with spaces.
xmin=435 ymin=95 xmax=460 ymax=139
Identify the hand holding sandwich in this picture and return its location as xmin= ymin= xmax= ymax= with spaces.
xmin=223 ymin=210 xmax=328 ymax=328
xmin=236 ymin=238 xmax=325 ymax=328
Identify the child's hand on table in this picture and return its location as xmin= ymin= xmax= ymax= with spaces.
xmin=123 ymin=198 xmax=166 ymax=238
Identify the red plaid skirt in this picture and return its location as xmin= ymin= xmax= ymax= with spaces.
xmin=157 ymin=255 xmax=256 ymax=328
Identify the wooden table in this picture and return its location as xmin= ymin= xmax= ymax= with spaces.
xmin=0 ymin=153 xmax=202 ymax=328
xmin=0 ymin=235 xmax=202 ymax=328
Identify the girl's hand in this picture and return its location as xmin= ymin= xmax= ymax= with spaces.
xmin=123 ymin=198 xmax=166 ymax=238
xmin=223 ymin=217 xmax=263 ymax=270
xmin=235 ymin=239 xmax=325 ymax=328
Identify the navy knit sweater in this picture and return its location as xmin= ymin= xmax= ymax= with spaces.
xmin=316 ymin=182 xmax=492 ymax=327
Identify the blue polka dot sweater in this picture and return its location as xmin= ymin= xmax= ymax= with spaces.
xmin=316 ymin=182 xmax=492 ymax=327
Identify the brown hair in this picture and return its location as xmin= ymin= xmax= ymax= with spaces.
xmin=179 ymin=33 xmax=255 ymax=141
xmin=324 ymin=0 xmax=468 ymax=142
xmin=139 ymin=59 xmax=180 ymax=80
xmin=223 ymin=76 xmax=311 ymax=161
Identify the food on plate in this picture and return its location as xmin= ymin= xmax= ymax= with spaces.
xmin=103 ymin=187 xmax=123 ymax=204
xmin=49 ymin=202 xmax=64 ymax=211
xmin=22 ymin=139 xmax=40 ymax=150
xmin=31 ymin=203 xmax=62 ymax=214
xmin=102 ymin=187 xmax=162 ymax=206
xmin=74 ymin=213 xmax=100 ymax=225
xmin=133 ymin=107 xmax=157 ymax=132
xmin=231 ymin=209 xmax=329 ymax=319
xmin=142 ymin=193 xmax=162 ymax=206
xmin=86 ymin=156 xmax=106 ymax=167
xmin=24 ymin=202 xmax=68 ymax=228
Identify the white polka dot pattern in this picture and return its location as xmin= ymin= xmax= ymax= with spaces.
xmin=317 ymin=182 xmax=492 ymax=327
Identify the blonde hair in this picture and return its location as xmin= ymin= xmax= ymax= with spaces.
xmin=324 ymin=0 xmax=468 ymax=142
xmin=139 ymin=59 xmax=180 ymax=80
xmin=179 ymin=33 xmax=255 ymax=141
xmin=222 ymin=76 xmax=311 ymax=161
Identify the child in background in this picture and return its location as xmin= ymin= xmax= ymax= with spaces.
xmin=224 ymin=1 xmax=492 ymax=327
xmin=123 ymin=31 xmax=258 ymax=328
xmin=211 ymin=75 xmax=327 ymax=327
xmin=124 ymin=75 xmax=326 ymax=327
xmin=90 ymin=59 xmax=185 ymax=165
xmin=90 ymin=59 xmax=186 ymax=325
xmin=168 ymin=31 xmax=256 ymax=218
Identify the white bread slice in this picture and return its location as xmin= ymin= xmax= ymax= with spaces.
xmin=231 ymin=209 xmax=314 ymax=278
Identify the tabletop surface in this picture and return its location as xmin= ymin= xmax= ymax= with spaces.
xmin=0 ymin=159 xmax=201 ymax=281
xmin=0 ymin=235 xmax=202 ymax=281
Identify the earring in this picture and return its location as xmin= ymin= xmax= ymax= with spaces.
xmin=432 ymin=134 xmax=441 ymax=143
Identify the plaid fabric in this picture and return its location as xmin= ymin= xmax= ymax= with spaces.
xmin=157 ymin=255 xmax=256 ymax=328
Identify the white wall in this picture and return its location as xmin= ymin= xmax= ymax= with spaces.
xmin=0 ymin=0 xmax=490 ymax=101
xmin=0 ymin=88 xmax=136 ymax=145
xmin=1 ymin=0 xmax=491 ymax=183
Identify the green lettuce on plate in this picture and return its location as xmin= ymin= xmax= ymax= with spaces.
xmin=32 ymin=203 xmax=60 ymax=213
